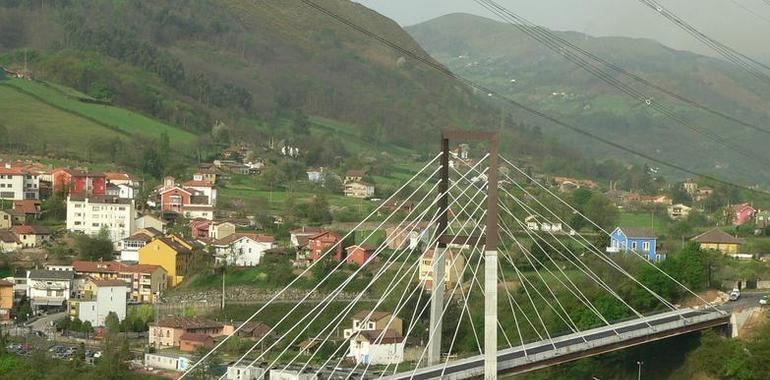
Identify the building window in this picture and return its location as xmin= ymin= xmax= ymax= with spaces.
xmin=643 ymin=241 xmax=650 ymax=251
xmin=631 ymin=241 xmax=637 ymax=250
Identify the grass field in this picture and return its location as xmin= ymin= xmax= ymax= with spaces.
xmin=3 ymin=79 xmax=196 ymax=143
xmin=618 ymin=212 xmax=669 ymax=230
xmin=0 ymin=84 xmax=124 ymax=152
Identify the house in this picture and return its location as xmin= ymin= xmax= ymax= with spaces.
xmin=290 ymin=227 xmax=324 ymax=248
xmin=135 ymin=214 xmax=166 ymax=232
xmin=0 ymin=279 xmax=13 ymax=321
xmin=756 ymin=210 xmax=770 ymax=228
xmin=11 ymin=225 xmax=51 ymax=248
xmin=607 ymin=227 xmax=662 ymax=262
xmin=667 ymin=204 xmax=693 ymax=220
xmin=119 ymin=228 xmax=162 ymax=263
xmin=343 ymin=310 xmax=403 ymax=338
xmin=12 ymin=200 xmax=41 ymax=221
xmin=70 ymin=279 xmax=127 ymax=327
xmin=0 ymin=230 xmax=20 ymax=252
xmin=104 ymin=172 xmax=136 ymax=187
xmin=305 ymin=231 xmax=343 ymax=262
xmin=193 ymin=170 xmax=218 ymax=185
xmin=639 ymin=195 xmax=672 ymax=206
xmin=552 ymin=176 xmax=598 ymax=192
xmin=106 ymin=182 xmax=135 ymax=200
xmin=682 ymin=179 xmax=698 ymax=195
xmin=0 ymin=210 xmax=12 ymax=229
xmin=694 ymin=187 xmax=714 ymax=202
xmin=138 ymin=235 xmax=196 ymax=287
xmin=0 ymin=163 xmax=41 ymax=200
xmin=728 ymin=203 xmax=756 ymax=226
xmin=27 ymin=269 xmax=74 ymax=313
xmin=184 ymin=174 xmax=218 ymax=207
xmin=692 ymin=228 xmax=743 ymax=254
xmin=385 ymin=223 xmax=429 ymax=250
xmin=306 ymin=168 xmax=324 ymax=183
xmin=235 ymin=321 xmax=274 ymax=340
xmin=66 ymin=194 xmax=136 ymax=246
xmin=348 ymin=329 xmax=405 ymax=365
xmin=344 ymin=169 xmax=367 ymax=183
xmin=209 ymin=220 xmax=236 ymax=240
xmin=190 ymin=218 xmax=212 ymax=240
xmin=144 ymin=353 xmax=192 ymax=372
xmin=226 ymin=364 xmax=266 ymax=380
xmin=345 ymin=245 xmax=375 ymax=266
xmin=157 ymin=176 xmax=216 ymax=219
xmin=213 ymin=233 xmax=276 ymax=267
xmin=344 ymin=181 xmax=375 ymax=199
xmin=72 ymin=260 xmax=166 ymax=303
xmin=149 ymin=316 xmax=225 ymax=348
xmin=381 ymin=200 xmax=414 ymax=214
xmin=419 ymin=249 xmax=466 ymax=290
xmin=52 ymin=168 xmax=105 ymax=196
xmin=524 ymin=215 xmax=563 ymax=233
xmin=179 ymin=332 xmax=215 ymax=353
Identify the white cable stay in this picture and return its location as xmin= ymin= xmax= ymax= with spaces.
xmin=180 ymin=153 xmax=444 ymax=377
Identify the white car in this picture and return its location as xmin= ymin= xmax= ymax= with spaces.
xmin=760 ymin=296 xmax=768 ymax=305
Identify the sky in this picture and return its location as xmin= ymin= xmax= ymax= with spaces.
xmin=355 ymin=0 xmax=770 ymax=60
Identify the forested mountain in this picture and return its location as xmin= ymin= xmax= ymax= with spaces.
xmin=408 ymin=13 xmax=770 ymax=185
xmin=0 ymin=0 xmax=492 ymax=148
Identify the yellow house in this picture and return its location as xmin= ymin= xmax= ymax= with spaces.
xmin=138 ymin=235 xmax=194 ymax=288
xmin=0 ymin=280 xmax=13 ymax=321
xmin=692 ymin=228 xmax=743 ymax=254
xmin=419 ymin=249 xmax=466 ymax=290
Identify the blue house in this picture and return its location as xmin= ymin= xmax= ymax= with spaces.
xmin=607 ymin=227 xmax=663 ymax=262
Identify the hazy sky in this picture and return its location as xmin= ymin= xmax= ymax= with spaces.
xmin=355 ymin=0 xmax=770 ymax=59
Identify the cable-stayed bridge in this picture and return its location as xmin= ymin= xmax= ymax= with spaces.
xmin=182 ymin=131 xmax=731 ymax=380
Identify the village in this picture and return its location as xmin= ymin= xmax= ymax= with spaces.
xmin=1 ymin=135 xmax=770 ymax=379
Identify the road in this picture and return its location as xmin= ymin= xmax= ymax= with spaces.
xmin=29 ymin=311 xmax=66 ymax=331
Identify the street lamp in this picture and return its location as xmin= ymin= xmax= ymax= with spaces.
xmin=637 ymin=361 xmax=643 ymax=380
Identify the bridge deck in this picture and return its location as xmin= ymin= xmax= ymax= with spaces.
xmin=383 ymin=308 xmax=729 ymax=380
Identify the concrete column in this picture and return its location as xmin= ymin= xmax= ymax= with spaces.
xmin=484 ymin=249 xmax=498 ymax=379
xmin=427 ymin=247 xmax=447 ymax=366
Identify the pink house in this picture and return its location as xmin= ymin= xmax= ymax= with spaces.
xmin=730 ymin=203 xmax=756 ymax=226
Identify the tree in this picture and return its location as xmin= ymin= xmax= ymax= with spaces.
xmin=74 ymin=227 xmax=114 ymax=260
xmin=306 ymin=194 xmax=332 ymax=225
xmin=584 ymin=194 xmax=619 ymax=232
xmin=291 ymin=110 xmax=310 ymax=135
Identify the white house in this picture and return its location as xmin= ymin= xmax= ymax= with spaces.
xmin=184 ymin=175 xmax=218 ymax=207
xmin=106 ymin=182 xmax=136 ymax=199
xmin=226 ymin=365 xmax=266 ymax=380
xmin=183 ymin=205 xmax=215 ymax=221
xmin=344 ymin=181 xmax=375 ymax=199
xmin=77 ymin=279 xmax=127 ymax=327
xmin=144 ymin=353 xmax=191 ymax=372
xmin=348 ymin=329 xmax=405 ymax=365
xmin=306 ymin=168 xmax=324 ymax=183
xmin=213 ymin=233 xmax=276 ymax=267
xmin=66 ymin=194 xmax=136 ymax=247
xmin=524 ymin=215 xmax=563 ymax=233
xmin=667 ymin=204 xmax=692 ymax=220
xmin=0 ymin=164 xmax=40 ymax=200
xmin=27 ymin=270 xmax=74 ymax=313
xmin=119 ymin=228 xmax=162 ymax=263
xmin=135 ymin=214 xmax=166 ymax=232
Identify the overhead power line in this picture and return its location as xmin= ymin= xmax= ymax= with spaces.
xmin=729 ymin=0 xmax=770 ymax=26
xmin=297 ymin=0 xmax=770 ymax=196
xmin=636 ymin=0 xmax=770 ymax=83
xmin=474 ymin=0 xmax=770 ymax=138
xmin=474 ymin=0 xmax=770 ymax=169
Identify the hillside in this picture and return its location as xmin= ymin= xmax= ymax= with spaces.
xmin=0 ymin=77 xmax=195 ymax=156
xmin=407 ymin=13 xmax=770 ymax=185
xmin=0 ymin=1 xmax=493 ymax=149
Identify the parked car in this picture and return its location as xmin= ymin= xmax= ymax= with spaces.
xmin=760 ymin=295 xmax=768 ymax=305
xmin=729 ymin=288 xmax=741 ymax=301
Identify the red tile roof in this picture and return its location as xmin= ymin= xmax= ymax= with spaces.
xmin=92 ymin=279 xmax=128 ymax=287
xmin=104 ymin=172 xmax=132 ymax=181
xmin=122 ymin=264 xmax=165 ymax=274
xmin=11 ymin=225 xmax=50 ymax=235
xmin=214 ymin=233 xmax=275 ymax=246
xmin=12 ymin=200 xmax=40 ymax=214
xmin=73 ymin=260 xmax=123 ymax=274
xmin=183 ymin=180 xmax=214 ymax=187
xmin=180 ymin=332 xmax=214 ymax=343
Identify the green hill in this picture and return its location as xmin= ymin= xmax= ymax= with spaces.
xmin=407 ymin=13 xmax=770 ymax=184
xmin=0 ymin=1 xmax=493 ymax=149
xmin=0 ymin=78 xmax=195 ymax=155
